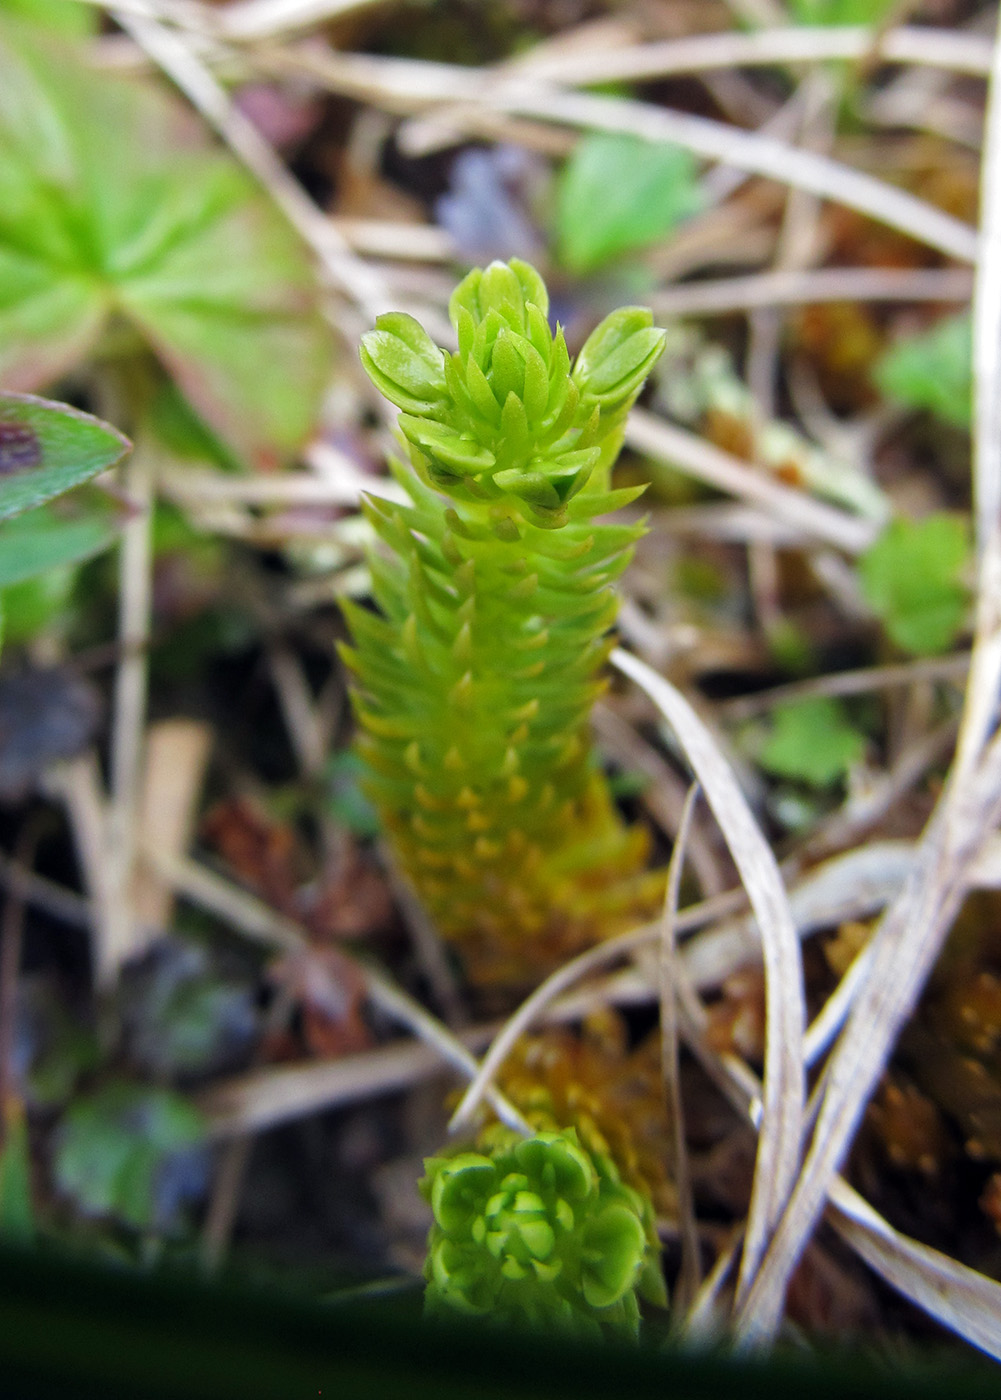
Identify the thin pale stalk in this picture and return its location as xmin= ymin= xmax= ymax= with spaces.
xmin=659 ymin=785 xmax=703 ymax=1308
xmin=610 ymin=648 xmax=806 ymax=1308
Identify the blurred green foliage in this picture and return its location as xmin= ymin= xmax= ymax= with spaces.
xmin=759 ymin=696 xmax=865 ymax=789
xmin=874 ymin=311 xmax=972 ymax=431
xmin=0 ymin=395 xmax=128 ymax=521
xmin=54 ymin=1084 xmax=205 ymax=1233
xmin=0 ymin=1108 xmax=35 ymax=1244
xmin=1 ymin=0 xmax=96 ymax=36
xmin=859 ymin=513 xmax=970 ymax=655
xmin=0 ymin=392 xmax=129 ymax=646
xmin=787 ymin=0 xmax=898 ymax=23
xmin=326 ymin=751 xmax=381 ymax=839
xmin=555 ymin=133 xmax=702 ymax=275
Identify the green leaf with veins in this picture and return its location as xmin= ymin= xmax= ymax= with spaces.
xmin=0 ymin=19 xmax=331 ymax=465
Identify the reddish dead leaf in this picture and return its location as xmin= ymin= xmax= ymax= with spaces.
xmin=296 ymin=845 xmax=394 ymax=939
xmin=268 ymin=945 xmax=371 ymax=1059
xmin=201 ymin=798 xmax=301 ymax=914
xmin=704 ymin=969 xmax=767 ymax=1063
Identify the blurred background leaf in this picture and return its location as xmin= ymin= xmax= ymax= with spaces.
xmin=54 ymin=1083 xmax=206 ymax=1233
xmin=0 ymin=1105 xmax=35 ymax=1245
xmin=1 ymin=0 xmax=96 ymax=35
xmin=859 ymin=514 xmax=971 ymax=655
xmin=0 ymin=20 xmax=332 ymax=464
xmin=787 ymin=0 xmax=899 ymax=23
xmin=758 ymin=696 xmax=865 ymax=789
xmin=874 ymin=312 xmax=972 ymax=432
xmin=555 ymin=133 xmax=703 ymax=276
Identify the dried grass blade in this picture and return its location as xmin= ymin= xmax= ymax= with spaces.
xmin=446 ymin=886 xmax=749 ymax=1136
xmin=660 ymin=784 xmax=703 ymax=1308
xmin=626 ymin=410 xmax=877 ymax=554
xmin=956 ymin=19 xmax=1001 ymax=781
xmin=610 ymin=648 xmax=805 ymax=1309
xmin=732 ymin=19 xmax=1001 ymax=1343
xmin=681 ymin=998 xmax=1001 ymax=1358
xmin=954 ymin=19 xmax=1001 ymax=785
xmin=681 ymin=840 xmax=915 ymax=991
xmin=734 ymin=734 xmax=1001 ymax=1344
xmin=514 ymin=26 xmax=993 ymax=87
xmin=271 ymin=47 xmax=979 ymax=262
xmin=827 ymin=1178 xmax=1001 ymax=1362
xmin=480 ymin=86 xmax=979 ymax=263
xmin=972 ymin=15 xmax=1001 ymax=556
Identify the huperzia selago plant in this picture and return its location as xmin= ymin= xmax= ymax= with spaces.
xmin=344 ymin=258 xmax=670 ymax=1334
xmin=344 ymin=258 xmax=667 ymax=990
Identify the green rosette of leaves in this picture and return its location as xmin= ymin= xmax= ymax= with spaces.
xmin=343 ymin=260 xmax=666 ymax=987
xmin=421 ymin=1125 xmax=665 ymax=1338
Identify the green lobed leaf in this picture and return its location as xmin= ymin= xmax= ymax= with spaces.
xmin=758 ymin=696 xmax=865 ymax=789
xmin=874 ymin=311 xmax=972 ymax=431
xmin=0 ymin=393 xmax=129 ymax=521
xmin=54 ymin=1083 xmax=205 ymax=1232
xmin=0 ymin=19 xmax=331 ymax=465
xmin=858 ymin=513 xmax=971 ymax=655
xmin=556 ymin=133 xmax=703 ymax=275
